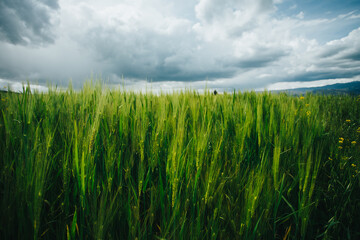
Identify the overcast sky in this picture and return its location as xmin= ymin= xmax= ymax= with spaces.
xmin=1 ymin=0 xmax=360 ymax=91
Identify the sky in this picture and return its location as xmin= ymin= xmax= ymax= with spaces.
xmin=0 ymin=0 xmax=360 ymax=92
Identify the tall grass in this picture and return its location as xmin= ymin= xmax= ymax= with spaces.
xmin=1 ymin=82 xmax=360 ymax=239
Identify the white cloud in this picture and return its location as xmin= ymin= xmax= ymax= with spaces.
xmin=349 ymin=14 xmax=360 ymax=19
xmin=193 ymin=0 xmax=274 ymax=41
xmin=296 ymin=11 xmax=304 ymax=19
xmin=320 ymin=27 xmax=360 ymax=59
xmin=289 ymin=4 xmax=297 ymax=10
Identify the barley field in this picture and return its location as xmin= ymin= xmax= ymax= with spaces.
xmin=1 ymin=82 xmax=360 ymax=239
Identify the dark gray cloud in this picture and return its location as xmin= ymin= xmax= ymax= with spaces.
xmin=318 ymin=45 xmax=348 ymax=58
xmin=79 ymin=17 xmax=239 ymax=83
xmin=345 ymin=52 xmax=360 ymax=61
xmin=0 ymin=0 xmax=59 ymax=45
xmin=285 ymin=71 xmax=360 ymax=83
xmin=230 ymin=50 xmax=286 ymax=69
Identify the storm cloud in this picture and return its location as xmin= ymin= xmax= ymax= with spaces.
xmin=0 ymin=0 xmax=59 ymax=45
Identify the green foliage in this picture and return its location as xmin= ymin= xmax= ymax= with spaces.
xmin=0 ymin=84 xmax=359 ymax=239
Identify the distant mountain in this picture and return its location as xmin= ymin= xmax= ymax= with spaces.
xmin=273 ymin=81 xmax=360 ymax=95
xmin=2 ymin=81 xmax=360 ymax=96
